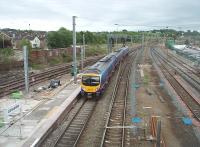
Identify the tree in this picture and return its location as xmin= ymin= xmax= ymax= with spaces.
xmin=84 ymin=31 xmax=95 ymax=44
xmin=122 ymin=29 xmax=128 ymax=32
xmin=19 ymin=39 xmax=32 ymax=50
xmin=47 ymin=27 xmax=72 ymax=48
xmin=19 ymin=39 xmax=32 ymax=57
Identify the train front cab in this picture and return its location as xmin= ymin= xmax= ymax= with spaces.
xmin=81 ymin=74 xmax=101 ymax=97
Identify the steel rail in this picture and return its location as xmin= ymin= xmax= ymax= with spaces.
xmin=41 ymin=98 xmax=97 ymax=147
xmin=0 ymin=56 xmax=100 ymax=87
xmin=152 ymin=48 xmax=200 ymax=92
xmin=151 ymin=49 xmax=200 ymax=121
xmin=122 ymin=57 xmax=131 ymax=147
xmin=100 ymin=61 xmax=123 ymax=147
xmin=100 ymin=51 xmax=137 ymax=147
xmin=55 ymin=100 xmax=96 ymax=147
xmin=166 ymin=50 xmax=199 ymax=75
xmin=0 ymin=56 xmax=102 ymax=98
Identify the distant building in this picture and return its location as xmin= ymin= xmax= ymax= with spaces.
xmin=0 ymin=32 xmax=12 ymax=48
xmin=30 ymin=36 xmax=40 ymax=48
xmin=0 ymin=28 xmax=47 ymax=49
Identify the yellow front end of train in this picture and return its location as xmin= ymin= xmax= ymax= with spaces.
xmin=81 ymin=74 xmax=101 ymax=94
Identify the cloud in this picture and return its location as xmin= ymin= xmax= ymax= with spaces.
xmin=0 ymin=0 xmax=199 ymax=31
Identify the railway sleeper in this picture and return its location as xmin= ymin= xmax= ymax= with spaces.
xmin=104 ymin=141 xmax=122 ymax=146
xmin=66 ymin=127 xmax=81 ymax=131
xmin=110 ymin=119 xmax=123 ymax=122
xmin=62 ymin=134 xmax=77 ymax=139
xmin=57 ymin=144 xmax=71 ymax=147
xmin=114 ymin=115 xmax=123 ymax=118
xmin=70 ymin=124 xmax=84 ymax=127
xmin=106 ymin=133 xmax=122 ymax=138
xmin=105 ymin=138 xmax=122 ymax=143
xmin=109 ymin=122 xmax=122 ymax=125
xmin=61 ymin=136 xmax=75 ymax=140
xmin=73 ymin=118 xmax=86 ymax=122
xmin=106 ymin=131 xmax=122 ymax=135
xmin=107 ymin=124 xmax=124 ymax=127
xmin=59 ymin=139 xmax=76 ymax=144
xmin=67 ymin=126 xmax=82 ymax=131
xmin=66 ymin=129 xmax=81 ymax=134
xmin=111 ymin=114 xmax=123 ymax=118
xmin=58 ymin=141 xmax=75 ymax=147
xmin=72 ymin=121 xmax=86 ymax=125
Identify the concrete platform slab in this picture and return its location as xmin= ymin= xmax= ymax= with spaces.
xmin=0 ymin=81 xmax=80 ymax=147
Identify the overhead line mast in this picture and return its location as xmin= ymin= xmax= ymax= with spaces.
xmin=72 ymin=16 xmax=77 ymax=84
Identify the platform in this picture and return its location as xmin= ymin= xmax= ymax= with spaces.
xmin=0 ymin=79 xmax=80 ymax=147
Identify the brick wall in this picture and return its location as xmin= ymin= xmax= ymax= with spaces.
xmin=30 ymin=48 xmax=81 ymax=64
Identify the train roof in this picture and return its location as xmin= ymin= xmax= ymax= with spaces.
xmin=83 ymin=47 xmax=128 ymax=75
xmin=83 ymin=53 xmax=117 ymax=74
xmin=92 ymin=54 xmax=116 ymax=71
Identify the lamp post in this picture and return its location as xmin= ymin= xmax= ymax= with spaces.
xmin=81 ymin=33 xmax=85 ymax=71
xmin=114 ymin=24 xmax=119 ymax=50
xmin=165 ymin=26 xmax=168 ymax=57
xmin=3 ymin=34 xmax=4 ymax=48
xmin=107 ymin=32 xmax=111 ymax=54
xmin=131 ymin=36 xmax=133 ymax=48
xmin=142 ymin=32 xmax=144 ymax=50
xmin=83 ymin=34 xmax=85 ymax=59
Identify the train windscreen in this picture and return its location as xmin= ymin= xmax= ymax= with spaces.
xmin=82 ymin=76 xmax=100 ymax=86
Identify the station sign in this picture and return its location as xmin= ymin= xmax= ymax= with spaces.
xmin=2 ymin=102 xmax=21 ymax=123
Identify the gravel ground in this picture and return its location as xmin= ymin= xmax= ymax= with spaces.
xmin=1 ymin=73 xmax=73 ymax=102
xmin=134 ymin=47 xmax=200 ymax=147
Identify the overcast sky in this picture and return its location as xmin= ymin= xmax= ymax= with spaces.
xmin=0 ymin=0 xmax=200 ymax=31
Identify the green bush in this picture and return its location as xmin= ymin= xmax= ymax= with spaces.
xmin=85 ymin=44 xmax=107 ymax=57
xmin=0 ymin=117 xmax=4 ymax=128
xmin=31 ymin=63 xmax=45 ymax=70
xmin=0 ymin=48 xmax=14 ymax=62
xmin=0 ymin=48 xmax=14 ymax=56
xmin=48 ymin=57 xmax=62 ymax=65
xmin=62 ymin=54 xmax=72 ymax=62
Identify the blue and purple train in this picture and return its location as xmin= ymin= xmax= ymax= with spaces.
xmin=81 ymin=47 xmax=129 ymax=97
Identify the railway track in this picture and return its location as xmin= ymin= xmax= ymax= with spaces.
xmin=0 ymin=71 xmax=24 ymax=84
xmin=167 ymin=51 xmax=200 ymax=76
xmin=0 ymin=56 xmax=103 ymax=98
xmin=41 ymin=97 xmax=97 ymax=147
xmin=100 ymin=51 xmax=135 ymax=147
xmin=55 ymin=99 xmax=96 ymax=147
xmin=152 ymin=48 xmax=200 ymax=92
xmin=151 ymin=49 xmax=200 ymax=121
xmin=34 ymin=49 xmax=138 ymax=147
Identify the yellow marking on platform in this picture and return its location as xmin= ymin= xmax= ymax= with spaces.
xmin=45 ymin=106 xmax=60 ymax=119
